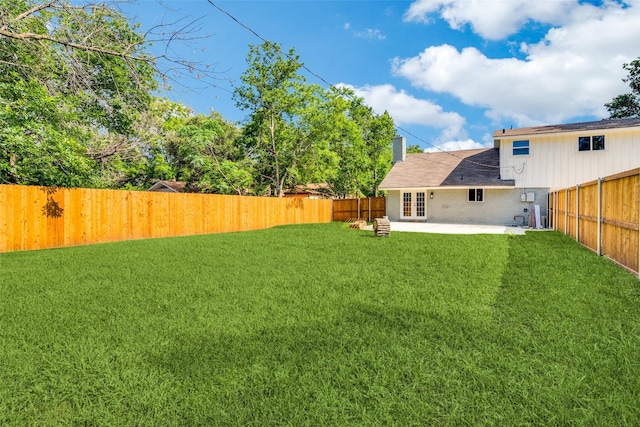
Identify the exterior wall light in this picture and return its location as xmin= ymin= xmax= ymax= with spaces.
xmin=430 ymin=192 xmax=434 ymax=199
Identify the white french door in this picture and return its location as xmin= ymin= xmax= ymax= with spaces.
xmin=401 ymin=191 xmax=426 ymax=220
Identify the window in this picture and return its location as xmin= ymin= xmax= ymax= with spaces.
xmin=592 ymin=135 xmax=605 ymax=150
xmin=468 ymin=188 xmax=484 ymax=202
xmin=513 ymin=140 xmax=529 ymax=156
xmin=578 ymin=136 xmax=591 ymax=151
xmin=579 ymin=135 xmax=605 ymax=151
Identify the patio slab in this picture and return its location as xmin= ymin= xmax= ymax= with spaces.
xmin=369 ymin=221 xmax=529 ymax=235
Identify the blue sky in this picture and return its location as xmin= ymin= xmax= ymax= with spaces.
xmin=120 ymin=0 xmax=640 ymax=151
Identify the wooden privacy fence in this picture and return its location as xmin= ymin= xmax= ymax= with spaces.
xmin=332 ymin=197 xmax=386 ymax=222
xmin=548 ymin=168 xmax=639 ymax=277
xmin=0 ymin=185 xmax=332 ymax=253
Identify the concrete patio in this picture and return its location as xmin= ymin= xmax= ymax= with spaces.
xmin=367 ymin=221 xmax=529 ymax=235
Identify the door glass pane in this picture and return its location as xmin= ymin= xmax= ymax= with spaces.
xmin=403 ymin=193 xmax=412 ymax=217
xmin=416 ymin=192 xmax=425 ymax=217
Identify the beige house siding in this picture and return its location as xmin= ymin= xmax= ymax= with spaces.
xmin=498 ymin=127 xmax=640 ymax=189
xmin=381 ymin=119 xmax=638 ymax=226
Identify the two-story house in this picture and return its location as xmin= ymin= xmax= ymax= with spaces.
xmin=379 ymin=117 xmax=640 ymax=226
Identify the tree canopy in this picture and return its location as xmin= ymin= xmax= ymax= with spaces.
xmin=234 ymin=41 xmax=395 ymax=197
xmin=407 ymin=144 xmax=424 ymax=154
xmin=605 ymin=58 xmax=640 ymax=119
xmin=1 ymin=0 xmax=158 ymax=187
xmin=1 ymin=3 xmax=396 ymax=197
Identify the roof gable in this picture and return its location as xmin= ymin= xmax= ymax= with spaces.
xmin=148 ymin=181 xmax=186 ymax=192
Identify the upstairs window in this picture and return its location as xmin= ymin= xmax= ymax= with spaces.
xmin=578 ymin=136 xmax=591 ymax=151
xmin=579 ymin=135 xmax=605 ymax=151
xmin=592 ymin=135 xmax=605 ymax=150
xmin=468 ymin=188 xmax=484 ymax=202
xmin=513 ymin=140 xmax=529 ymax=156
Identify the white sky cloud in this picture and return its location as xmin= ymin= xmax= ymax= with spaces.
xmin=424 ymin=139 xmax=485 ymax=153
xmin=345 ymin=22 xmax=386 ymax=40
xmin=403 ymin=0 xmax=601 ymax=40
xmin=339 ymin=83 xmax=468 ymax=143
xmin=354 ymin=28 xmax=386 ymax=40
xmin=393 ymin=1 xmax=640 ymax=127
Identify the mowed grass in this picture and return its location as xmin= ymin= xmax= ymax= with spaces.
xmin=1 ymin=223 xmax=639 ymax=426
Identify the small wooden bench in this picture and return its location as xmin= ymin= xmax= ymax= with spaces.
xmin=373 ymin=217 xmax=390 ymax=237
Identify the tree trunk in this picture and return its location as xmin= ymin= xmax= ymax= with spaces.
xmin=269 ymin=111 xmax=282 ymax=197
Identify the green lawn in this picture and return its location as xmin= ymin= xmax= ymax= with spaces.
xmin=1 ymin=223 xmax=639 ymax=426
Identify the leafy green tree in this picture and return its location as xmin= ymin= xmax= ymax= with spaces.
xmin=164 ymin=111 xmax=251 ymax=194
xmin=1 ymin=0 xmax=157 ymax=186
xmin=236 ymin=42 xmax=363 ymax=197
xmin=328 ymin=95 xmax=395 ymax=198
xmin=234 ymin=41 xmax=394 ymax=198
xmin=326 ymin=133 xmax=366 ymax=198
xmin=1 ymin=1 xmax=214 ymax=188
xmin=355 ymin=105 xmax=395 ymax=197
xmin=2 ymin=1 xmax=157 ymax=132
xmin=234 ymin=41 xmax=309 ymax=196
xmin=407 ymin=144 xmax=424 ymax=154
xmin=605 ymin=58 xmax=640 ymax=118
xmin=321 ymin=93 xmax=366 ymax=198
xmin=121 ymin=98 xmax=184 ymax=189
xmin=0 ymin=78 xmax=95 ymax=186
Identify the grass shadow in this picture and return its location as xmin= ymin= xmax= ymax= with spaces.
xmin=490 ymin=231 xmax=640 ymax=424
xmin=147 ymin=300 xmax=499 ymax=425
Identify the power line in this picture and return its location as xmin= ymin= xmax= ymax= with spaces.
xmin=206 ymin=1 xmax=500 ymax=169
xmin=206 ymin=0 xmax=337 ymax=90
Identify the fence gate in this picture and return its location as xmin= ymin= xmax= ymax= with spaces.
xmin=332 ymin=197 xmax=386 ymax=222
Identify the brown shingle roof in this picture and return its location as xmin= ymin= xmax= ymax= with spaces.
xmin=379 ymin=148 xmax=514 ymax=190
xmin=494 ymin=117 xmax=640 ymax=138
xmin=284 ymin=183 xmax=333 ymax=197
xmin=147 ymin=180 xmax=187 ymax=192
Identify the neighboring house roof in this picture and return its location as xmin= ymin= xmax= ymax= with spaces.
xmin=495 ymin=117 xmax=640 ymax=138
xmin=147 ymin=180 xmax=187 ymax=192
xmin=284 ymin=183 xmax=333 ymax=198
xmin=379 ymin=148 xmax=514 ymax=190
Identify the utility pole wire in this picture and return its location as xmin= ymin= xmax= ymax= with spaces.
xmin=206 ymin=1 xmax=500 ymax=169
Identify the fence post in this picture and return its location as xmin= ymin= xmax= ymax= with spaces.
xmin=553 ymin=191 xmax=557 ymax=230
xmin=597 ymin=177 xmax=602 ymax=256
xmin=331 ymin=198 xmax=334 ymax=222
xmin=576 ymin=184 xmax=580 ymax=242
xmin=565 ymin=189 xmax=569 ymax=235
xmin=637 ymin=175 xmax=640 ymax=279
xmin=553 ymin=190 xmax=560 ymax=231
xmin=547 ymin=193 xmax=552 ymax=229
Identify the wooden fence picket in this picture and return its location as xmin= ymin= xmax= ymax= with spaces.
xmin=0 ymin=185 xmax=333 ymax=252
xmin=548 ymin=168 xmax=639 ymax=277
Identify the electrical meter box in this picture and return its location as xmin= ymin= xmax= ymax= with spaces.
xmin=521 ymin=192 xmax=535 ymax=202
